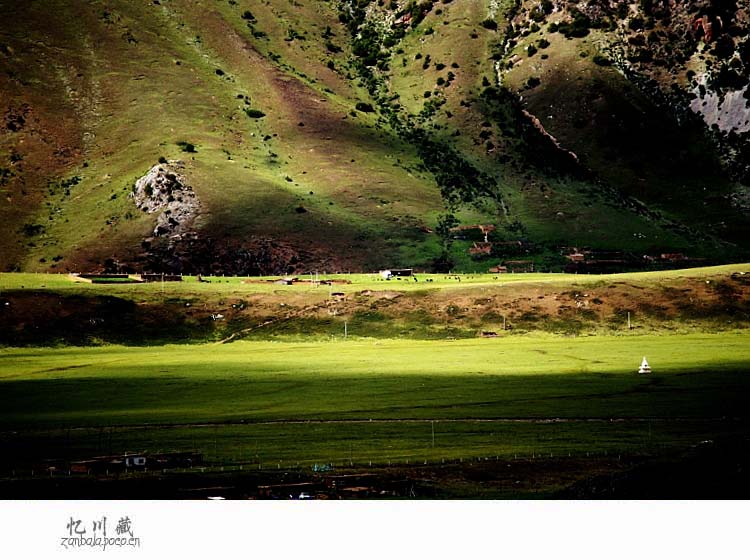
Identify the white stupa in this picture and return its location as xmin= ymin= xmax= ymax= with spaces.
xmin=638 ymin=356 xmax=651 ymax=374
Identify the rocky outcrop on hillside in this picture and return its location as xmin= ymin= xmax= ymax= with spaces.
xmin=130 ymin=162 xmax=200 ymax=237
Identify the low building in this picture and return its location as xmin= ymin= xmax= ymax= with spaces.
xmin=380 ymin=268 xmax=413 ymax=279
xmin=469 ymin=242 xmax=493 ymax=256
xmin=504 ymin=260 xmax=535 ymax=273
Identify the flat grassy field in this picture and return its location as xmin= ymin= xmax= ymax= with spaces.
xmin=3 ymin=264 xmax=748 ymax=346
xmin=1 ymin=332 xmax=748 ymax=470
xmin=2 ymin=263 xmax=745 ymax=293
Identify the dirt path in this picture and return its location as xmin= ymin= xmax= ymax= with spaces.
xmin=215 ymin=298 xmax=356 ymax=344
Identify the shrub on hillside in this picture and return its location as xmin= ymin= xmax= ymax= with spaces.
xmin=628 ymin=16 xmax=644 ymax=31
xmin=526 ymin=76 xmax=541 ymax=88
xmin=555 ymin=10 xmax=592 ymax=38
xmin=355 ymin=102 xmax=375 ymax=112
xmin=177 ymin=141 xmax=196 ymax=153
xmin=530 ymin=6 xmax=546 ymax=23
xmin=326 ymin=41 xmax=342 ymax=53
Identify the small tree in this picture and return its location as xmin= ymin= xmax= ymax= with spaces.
xmin=435 ymin=213 xmax=459 ymax=252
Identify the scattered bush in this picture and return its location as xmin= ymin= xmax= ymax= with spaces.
xmin=530 ymin=6 xmax=546 ymax=23
xmin=21 ymin=223 xmax=45 ymax=236
xmin=628 ymin=16 xmax=644 ymax=31
xmin=286 ymin=28 xmax=304 ymax=41
xmin=355 ymin=102 xmax=375 ymax=112
xmin=244 ymin=108 xmax=266 ymax=118
xmin=555 ymin=10 xmax=591 ymax=38
xmin=407 ymin=1 xmax=434 ymax=29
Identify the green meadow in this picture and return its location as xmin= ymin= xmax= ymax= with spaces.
xmin=1 ymin=332 xmax=748 ymax=470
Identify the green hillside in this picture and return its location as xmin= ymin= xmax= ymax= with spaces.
xmin=1 ymin=0 xmax=748 ymax=274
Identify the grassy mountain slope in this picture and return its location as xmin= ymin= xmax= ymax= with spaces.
xmin=0 ymin=0 xmax=748 ymax=274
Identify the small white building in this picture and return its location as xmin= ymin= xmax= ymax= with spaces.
xmin=638 ymin=357 xmax=651 ymax=374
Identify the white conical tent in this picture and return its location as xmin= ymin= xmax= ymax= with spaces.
xmin=638 ymin=356 xmax=651 ymax=374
